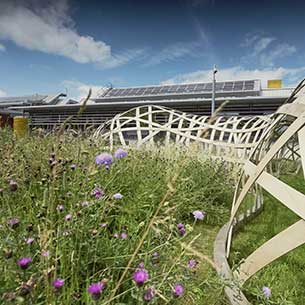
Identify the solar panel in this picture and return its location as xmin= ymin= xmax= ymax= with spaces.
xmin=103 ymin=80 xmax=260 ymax=98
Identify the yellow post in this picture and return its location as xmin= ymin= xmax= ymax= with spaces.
xmin=13 ymin=116 xmax=28 ymax=138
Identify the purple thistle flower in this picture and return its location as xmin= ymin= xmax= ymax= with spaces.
xmin=88 ymin=282 xmax=105 ymax=300
xmin=144 ymin=286 xmax=155 ymax=301
xmin=101 ymin=223 xmax=107 ymax=228
xmin=113 ymin=193 xmax=123 ymax=200
xmin=188 ymin=259 xmax=197 ymax=269
xmin=25 ymin=237 xmax=34 ymax=245
xmin=91 ymin=187 xmax=104 ymax=199
xmin=114 ymin=148 xmax=127 ymax=159
xmin=113 ymin=233 xmax=119 ymax=238
xmin=262 ymin=286 xmax=271 ymax=298
xmin=53 ymin=278 xmax=65 ymax=289
xmin=95 ymin=153 xmax=113 ymax=167
xmin=138 ymin=262 xmax=145 ymax=268
xmin=192 ymin=210 xmax=205 ymax=220
xmin=9 ymin=180 xmax=18 ymax=192
xmin=121 ymin=232 xmax=127 ymax=239
xmin=41 ymin=250 xmax=50 ymax=257
xmin=18 ymin=257 xmax=32 ymax=270
xmin=152 ymin=252 xmax=159 ymax=257
xmin=133 ymin=269 xmax=149 ymax=286
xmin=56 ymin=205 xmax=64 ymax=212
xmin=65 ymin=214 xmax=72 ymax=221
xmin=177 ymin=223 xmax=186 ymax=236
xmin=173 ymin=283 xmax=184 ymax=296
xmin=7 ymin=218 xmax=20 ymax=229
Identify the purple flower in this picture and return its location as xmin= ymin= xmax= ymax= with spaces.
xmin=173 ymin=283 xmax=184 ymax=296
xmin=25 ymin=237 xmax=34 ymax=245
xmin=113 ymin=233 xmax=119 ymax=238
xmin=88 ymin=282 xmax=105 ymax=300
xmin=262 ymin=286 xmax=271 ymax=298
xmin=65 ymin=214 xmax=72 ymax=221
xmin=188 ymin=259 xmax=197 ymax=269
xmin=114 ymin=148 xmax=127 ymax=159
xmin=91 ymin=187 xmax=104 ymax=199
xmin=138 ymin=262 xmax=145 ymax=268
xmin=95 ymin=153 xmax=113 ymax=167
xmin=53 ymin=278 xmax=65 ymax=289
xmin=192 ymin=210 xmax=205 ymax=220
xmin=121 ymin=232 xmax=127 ymax=239
xmin=133 ymin=269 xmax=149 ymax=286
xmin=70 ymin=164 xmax=76 ymax=170
xmin=144 ymin=286 xmax=155 ymax=301
xmin=56 ymin=205 xmax=64 ymax=212
xmin=101 ymin=223 xmax=107 ymax=228
xmin=41 ymin=250 xmax=50 ymax=257
xmin=9 ymin=180 xmax=18 ymax=192
xmin=177 ymin=223 xmax=186 ymax=236
xmin=7 ymin=218 xmax=20 ymax=229
xmin=18 ymin=257 xmax=32 ymax=270
xmin=113 ymin=193 xmax=123 ymax=200
xmin=152 ymin=252 xmax=159 ymax=257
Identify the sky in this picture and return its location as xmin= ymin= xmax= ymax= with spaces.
xmin=0 ymin=0 xmax=305 ymax=99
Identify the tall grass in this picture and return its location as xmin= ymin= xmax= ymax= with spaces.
xmin=0 ymin=129 xmax=234 ymax=305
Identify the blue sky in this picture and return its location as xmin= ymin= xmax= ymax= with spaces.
xmin=0 ymin=0 xmax=305 ymax=99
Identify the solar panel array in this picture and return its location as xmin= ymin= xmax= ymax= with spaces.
xmin=102 ymin=80 xmax=259 ymax=98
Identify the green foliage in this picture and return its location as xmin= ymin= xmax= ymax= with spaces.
xmin=0 ymin=129 xmax=233 ymax=305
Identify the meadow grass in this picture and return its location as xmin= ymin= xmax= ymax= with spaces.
xmin=0 ymin=129 xmax=234 ymax=305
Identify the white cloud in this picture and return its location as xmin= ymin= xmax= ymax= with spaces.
xmin=161 ymin=66 xmax=305 ymax=88
xmin=143 ymin=41 xmax=203 ymax=67
xmin=62 ymin=80 xmax=107 ymax=100
xmin=0 ymin=89 xmax=7 ymax=97
xmin=0 ymin=43 xmax=6 ymax=52
xmin=240 ymin=33 xmax=296 ymax=67
xmin=0 ymin=1 xmax=141 ymax=68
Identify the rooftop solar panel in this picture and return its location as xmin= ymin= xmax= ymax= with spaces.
xmin=103 ymin=80 xmax=260 ymax=98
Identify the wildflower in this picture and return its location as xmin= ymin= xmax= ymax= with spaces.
xmin=81 ymin=201 xmax=89 ymax=207
xmin=113 ymin=193 xmax=123 ymax=200
xmin=192 ymin=210 xmax=205 ymax=220
xmin=88 ymin=282 xmax=105 ymax=300
xmin=18 ymin=257 xmax=32 ymax=270
xmin=9 ymin=180 xmax=18 ymax=192
xmin=114 ymin=233 xmax=119 ymax=238
xmin=177 ymin=223 xmax=186 ymax=236
xmin=91 ymin=187 xmax=104 ymax=199
xmin=41 ymin=250 xmax=50 ymax=257
xmin=7 ymin=218 xmax=20 ymax=229
xmin=133 ymin=269 xmax=149 ymax=286
xmin=101 ymin=223 xmax=107 ymax=228
xmin=56 ymin=205 xmax=64 ymax=212
xmin=262 ymin=286 xmax=271 ymax=298
xmin=144 ymin=286 xmax=155 ymax=301
xmin=121 ymin=232 xmax=127 ymax=239
xmin=70 ymin=164 xmax=76 ymax=170
xmin=53 ymin=278 xmax=65 ymax=290
xmin=173 ymin=283 xmax=184 ymax=296
xmin=114 ymin=148 xmax=127 ymax=159
xmin=65 ymin=214 xmax=72 ymax=221
xmin=95 ymin=153 xmax=113 ymax=167
xmin=25 ymin=237 xmax=34 ymax=245
xmin=138 ymin=262 xmax=145 ymax=268
xmin=188 ymin=259 xmax=197 ymax=269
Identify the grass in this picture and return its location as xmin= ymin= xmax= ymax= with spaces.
xmin=230 ymin=173 xmax=305 ymax=305
xmin=0 ymin=128 xmax=234 ymax=305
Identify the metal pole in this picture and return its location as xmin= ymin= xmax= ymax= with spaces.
xmin=211 ymin=65 xmax=217 ymax=115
